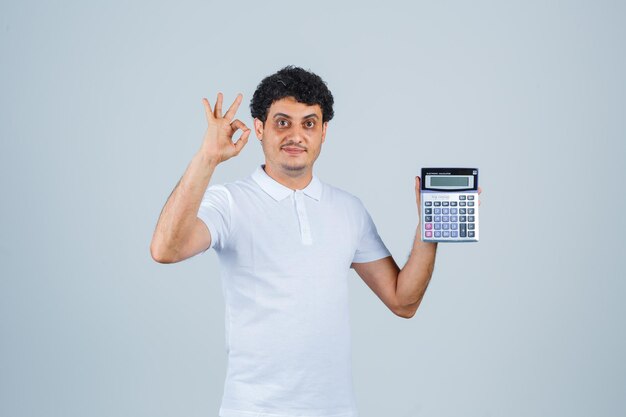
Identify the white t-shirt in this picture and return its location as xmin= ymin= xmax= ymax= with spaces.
xmin=197 ymin=165 xmax=391 ymax=417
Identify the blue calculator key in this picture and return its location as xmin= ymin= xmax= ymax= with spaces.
xmin=434 ymin=208 xmax=441 ymax=214
xmin=442 ymin=202 xmax=449 ymax=206
xmin=442 ymin=223 xmax=450 ymax=230
xmin=468 ymin=202 xmax=474 ymax=206
xmin=434 ymin=223 xmax=441 ymax=230
xmin=468 ymin=195 xmax=474 ymax=200
xmin=443 ymin=231 xmax=450 ymax=238
xmin=451 ymin=231 xmax=458 ymax=237
xmin=434 ymin=202 xmax=441 ymax=206
xmin=442 ymin=216 xmax=449 ymax=222
xmin=425 ymin=202 xmax=432 ymax=206
xmin=450 ymin=202 xmax=457 ymax=206
xmin=459 ymin=202 xmax=466 ymax=207
xmin=468 ymin=216 xmax=475 ymax=222
xmin=442 ymin=208 xmax=449 ymax=214
xmin=460 ymin=216 xmax=466 ymax=222
xmin=468 ymin=208 xmax=475 ymax=214
xmin=468 ymin=224 xmax=475 ymax=230
xmin=459 ymin=208 xmax=466 ymax=214
xmin=450 ymin=208 xmax=457 ymax=215
xmin=459 ymin=195 xmax=466 ymax=200
xmin=425 ymin=216 xmax=432 ymax=222
xmin=451 ymin=216 xmax=458 ymax=222
xmin=450 ymin=223 xmax=458 ymax=230
xmin=435 ymin=216 xmax=441 ymax=222
xmin=468 ymin=231 xmax=475 ymax=238
xmin=435 ymin=231 xmax=442 ymax=238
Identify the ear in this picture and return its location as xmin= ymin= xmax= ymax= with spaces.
xmin=321 ymin=121 xmax=328 ymax=144
xmin=253 ymin=118 xmax=264 ymax=140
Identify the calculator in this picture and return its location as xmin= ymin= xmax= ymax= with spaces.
xmin=421 ymin=168 xmax=479 ymax=243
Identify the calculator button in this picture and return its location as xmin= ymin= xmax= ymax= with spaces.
xmin=434 ymin=223 xmax=441 ymax=230
xmin=434 ymin=202 xmax=441 ymax=206
xmin=468 ymin=202 xmax=475 ymax=207
xmin=443 ymin=231 xmax=450 ymax=238
xmin=450 ymin=202 xmax=457 ymax=206
xmin=442 ymin=208 xmax=449 ymax=215
xmin=435 ymin=231 xmax=442 ymax=238
xmin=425 ymin=208 xmax=432 ymax=214
xmin=459 ymin=195 xmax=466 ymax=200
xmin=442 ymin=202 xmax=449 ymax=206
xmin=468 ymin=195 xmax=474 ymax=200
xmin=425 ymin=202 xmax=432 ymax=206
xmin=425 ymin=223 xmax=433 ymax=230
xmin=450 ymin=223 xmax=458 ymax=230
xmin=459 ymin=208 xmax=466 ymax=214
xmin=442 ymin=216 xmax=449 ymax=222
xmin=434 ymin=208 xmax=441 ymax=214
xmin=468 ymin=224 xmax=475 ymax=230
xmin=425 ymin=231 xmax=432 ymax=238
xmin=425 ymin=216 xmax=432 ymax=222
xmin=451 ymin=231 xmax=458 ymax=238
xmin=442 ymin=223 xmax=450 ymax=230
xmin=449 ymin=208 xmax=457 ymax=215
xmin=451 ymin=216 xmax=458 ymax=222
xmin=468 ymin=208 xmax=475 ymax=214
xmin=468 ymin=216 xmax=475 ymax=222
xmin=460 ymin=216 xmax=467 ymax=222
xmin=459 ymin=202 xmax=466 ymax=207
xmin=435 ymin=216 xmax=441 ymax=222
xmin=468 ymin=231 xmax=475 ymax=238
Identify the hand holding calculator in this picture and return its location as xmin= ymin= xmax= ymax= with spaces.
xmin=420 ymin=168 xmax=480 ymax=243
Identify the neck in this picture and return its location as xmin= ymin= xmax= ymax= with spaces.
xmin=263 ymin=163 xmax=313 ymax=190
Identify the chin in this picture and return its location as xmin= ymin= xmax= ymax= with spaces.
xmin=280 ymin=162 xmax=307 ymax=172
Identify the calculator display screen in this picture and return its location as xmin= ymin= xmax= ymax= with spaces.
xmin=430 ymin=176 xmax=469 ymax=187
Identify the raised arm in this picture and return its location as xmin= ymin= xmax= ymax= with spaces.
xmin=352 ymin=177 xmax=482 ymax=318
xmin=150 ymin=93 xmax=250 ymax=263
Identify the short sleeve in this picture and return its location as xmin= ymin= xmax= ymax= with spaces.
xmin=197 ymin=184 xmax=232 ymax=252
xmin=352 ymin=200 xmax=392 ymax=263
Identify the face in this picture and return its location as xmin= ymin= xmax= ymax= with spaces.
xmin=254 ymin=96 xmax=327 ymax=177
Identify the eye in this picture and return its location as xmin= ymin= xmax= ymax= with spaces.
xmin=277 ymin=119 xmax=289 ymax=128
xmin=304 ymin=120 xmax=315 ymax=128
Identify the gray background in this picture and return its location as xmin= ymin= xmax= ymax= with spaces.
xmin=2 ymin=1 xmax=625 ymax=416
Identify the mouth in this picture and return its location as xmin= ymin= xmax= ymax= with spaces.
xmin=281 ymin=146 xmax=306 ymax=155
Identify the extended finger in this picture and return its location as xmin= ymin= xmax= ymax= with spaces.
xmin=214 ymin=92 xmax=223 ymax=118
xmin=224 ymin=93 xmax=243 ymax=122
xmin=202 ymin=98 xmax=213 ymax=122
xmin=415 ymin=176 xmax=422 ymax=212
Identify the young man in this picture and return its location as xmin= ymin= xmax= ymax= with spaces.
xmin=150 ymin=66 xmax=480 ymax=417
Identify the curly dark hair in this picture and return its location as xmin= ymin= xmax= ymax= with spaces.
xmin=250 ymin=66 xmax=334 ymax=124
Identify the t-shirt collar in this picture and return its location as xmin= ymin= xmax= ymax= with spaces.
xmin=252 ymin=164 xmax=322 ymax=202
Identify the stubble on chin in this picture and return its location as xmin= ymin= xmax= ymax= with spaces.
xmin=280 ymin=162 xmax=307 ymax=173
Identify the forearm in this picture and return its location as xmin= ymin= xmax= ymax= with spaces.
xmin=396 ymin=230 xmax=438 ymax=310
xmin=151 ymin=151 xmax=218 ymax=258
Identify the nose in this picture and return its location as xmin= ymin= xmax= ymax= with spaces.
xmin=285 ymin=124 xmax=306 ymax=144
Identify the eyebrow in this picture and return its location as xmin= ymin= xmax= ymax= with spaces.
xmin=273 ymin=113 xmax=319 ymax=120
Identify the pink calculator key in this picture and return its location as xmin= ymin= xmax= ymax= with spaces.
xmin=425 ymin=231 xmax=433 ymax=238
xmin=425 ymin=223 xmax=433 ymax=230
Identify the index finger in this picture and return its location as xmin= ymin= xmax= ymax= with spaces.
xmin=224 ymin=93 xmax=243 ymax=122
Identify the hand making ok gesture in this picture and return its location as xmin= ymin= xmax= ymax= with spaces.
xmin=200 ymin=92 xmax=251 ymax=164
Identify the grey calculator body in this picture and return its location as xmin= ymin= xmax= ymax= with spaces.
xmin=421 ymin=168 xmax=479 ymax=243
